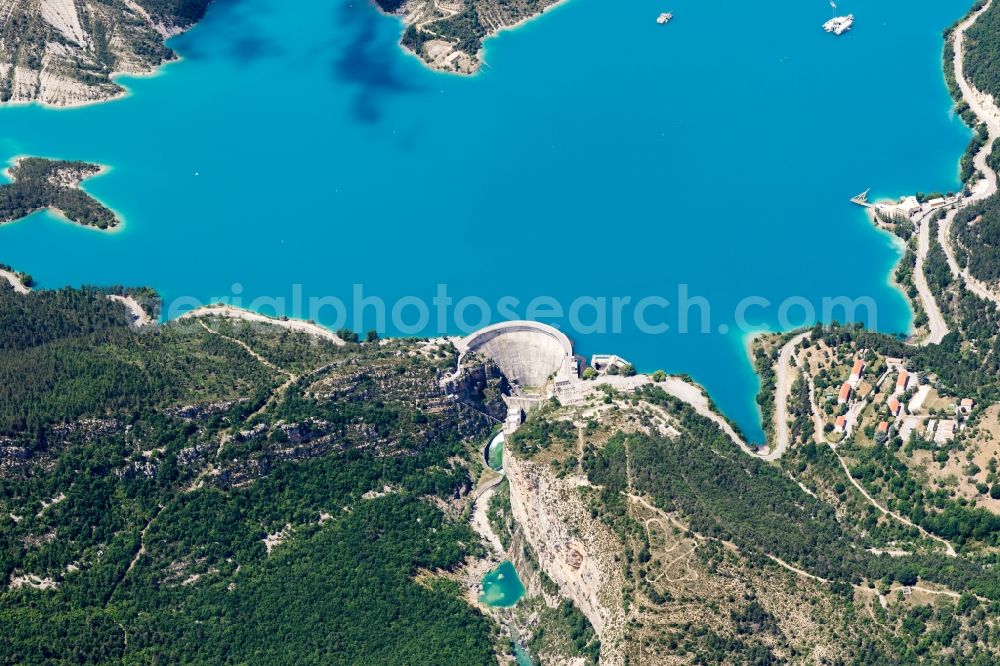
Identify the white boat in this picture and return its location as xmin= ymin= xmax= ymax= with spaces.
xmin=823 ymin=14 xmax=854 ymax=35
xmin=657 ymin=12 xmax=673 ymax=24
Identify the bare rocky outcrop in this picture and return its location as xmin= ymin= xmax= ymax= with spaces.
xmin=504 ymin=451 xmax=627 ymax=665
xmin=0 ymin=0 xmax=213 ymax=107
xmin=443 ymin=355 xmax=510 ymax=422
xmin=377 ymin=0 xmax=565 ymax=75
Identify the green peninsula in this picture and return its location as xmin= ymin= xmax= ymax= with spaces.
xmin=1 ymin=158 xmax=117 ymax=230
xmin=375 ymin=0 xmax=562 ymax=73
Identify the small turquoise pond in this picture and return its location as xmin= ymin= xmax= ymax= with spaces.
xmin=487 ymin=432 xmax=505 ymax=472
xmin=512 ymin=640 xmax=534 ymax=666
xmin=479 ymin=560 xmax=525 ymax=608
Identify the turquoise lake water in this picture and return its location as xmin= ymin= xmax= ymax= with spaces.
xmin=480 ymin=560 xmax=526 ymax=607
xmin=0 ymin=0 xmax=974 ymax=440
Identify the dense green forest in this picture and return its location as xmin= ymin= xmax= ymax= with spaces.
xmin=0 ymin=159 xmax=117 ymax=229
xmin=135 ymin=0 xmax=216 ymax=26
xmin=953 ymin=193 xmax=1000 ymax=281
xmin=948 ymin=0 xmax=1000 ymax=282
xmin=0 ymin=285 xmax=498 ymax=664
xmin=965 ymin=0 xmax=1000 ymax=109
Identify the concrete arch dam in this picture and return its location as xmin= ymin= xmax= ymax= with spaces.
xmin=456 ymin=321 xmax=574 ymax=389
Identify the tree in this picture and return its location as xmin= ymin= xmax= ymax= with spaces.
xmin=337 ymin=328 xmax=360 ymax=343
xmin=897 ymin=564 xmax=919 ymax=587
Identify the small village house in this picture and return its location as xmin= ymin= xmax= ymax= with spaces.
xmin=888 ymin=397 xmax=902 ymax=417
xmin=896 ymin=370 xmax=911 ymax=392
xmin=835 ymin=415 xmax=847 ymax=433
xmin=849 ymin=359 xmax=865 ymax=383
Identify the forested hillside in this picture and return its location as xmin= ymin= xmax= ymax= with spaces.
xmin=508 ymin=380 xmax=1000 ymax=663
xmin=135 ymin=0 xmax=215 ymax=27
xmin=0 ymin=284 xmax=498 ymax=664
xmin=377 ymin=0 xmax=560 ymax=73
xmin=953 ymin=0 xmax=1000 ymax=283
xmin=965 ymin=0 xmax=1000 ymax=105
xmin=0 ymin=159 xmax=117 ymax=229
xmin=953 ymin=195 xmax=1000 ymax=281
xmin=0 ymin=0 xmax=215 ymax=106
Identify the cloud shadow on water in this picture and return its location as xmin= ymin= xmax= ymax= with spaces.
xmin=171 ymin=0 xmax=286 ymax=63
xmin=328 ymin=0 xmax=422 ymax=124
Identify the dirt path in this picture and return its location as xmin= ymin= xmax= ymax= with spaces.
xmin=629 ymin=492 xmax=834 ymax=591
xmin=125 ymin=505 xmax=163 ymax=574
xmin=194 ymin=319 xmax=299 ymax=457
xmin=597 ymin=375 xmax=754 ymax=458
xmin=108 ymin=295 xmax=153 ymax=327
xmin=806 ymin=378 xmax=826 ymax=445
xmin=829 ymin=443 xmax=956 ymax=557
xmin=181 ymin=305 xmax=345 ymax=345
xmin=470 ymin=475 xmax=506 ymax=555
xmin=656 ymin=378 xmax=753 ymax=456
xmin=414 ymin=0 xmax=460 ymax=30
xmin=0 ymin=268 xmax=30 ymax=295
xmin=768 ymin=332 xmax=809 ymax=461
xmin=797 ymin=368 xmax=958 ymax=556
xmin=196 ymin=320 xmax=281 ymax=370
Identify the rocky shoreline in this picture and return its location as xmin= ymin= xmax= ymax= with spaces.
xmin=0 ymin=0 xmax=212 ymax=108
xmin=378 ymin=0 xmax=566 ymax=74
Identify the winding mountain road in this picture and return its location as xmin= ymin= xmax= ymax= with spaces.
xmin=913 ymin=206 xmax=951 ymax=345
xmin=937 ymin=0 xmax=1000 ymax=308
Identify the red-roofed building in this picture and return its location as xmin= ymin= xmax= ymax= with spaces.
xmin=850 ymin=360 xmax=865 ymax=382
xmin=838 ymin=383 xmax=852 ymax=404
xmin=835 ymin=416 xmax=847 ymax=433
xmin=896 ymin=370 xmax=910 ymax=391
xmin=876 ymin=421 xmax=889 ymax=435
xmin=888 ymin=397 xmax=902 ymax=417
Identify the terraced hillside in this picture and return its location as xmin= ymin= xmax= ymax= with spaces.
xmin=0 ymin=284 xmax=505 ymax=664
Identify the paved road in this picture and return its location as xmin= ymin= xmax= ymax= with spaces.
xmin=938 ymin=0 xmax=1000 ymax=309
xmin=913 ymin=208 xmax=951 ymax=344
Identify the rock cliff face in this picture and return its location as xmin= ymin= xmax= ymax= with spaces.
xmin=0 ymin=0 xmax=213 ymax=107
xmin=443 ymin=356 xmax=510 ymax=422
xmin=504 ymin=450 xmax=627 ymax=665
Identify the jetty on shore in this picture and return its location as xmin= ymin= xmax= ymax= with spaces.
xmin=850 ymin=188 xmax=872 ymax=208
